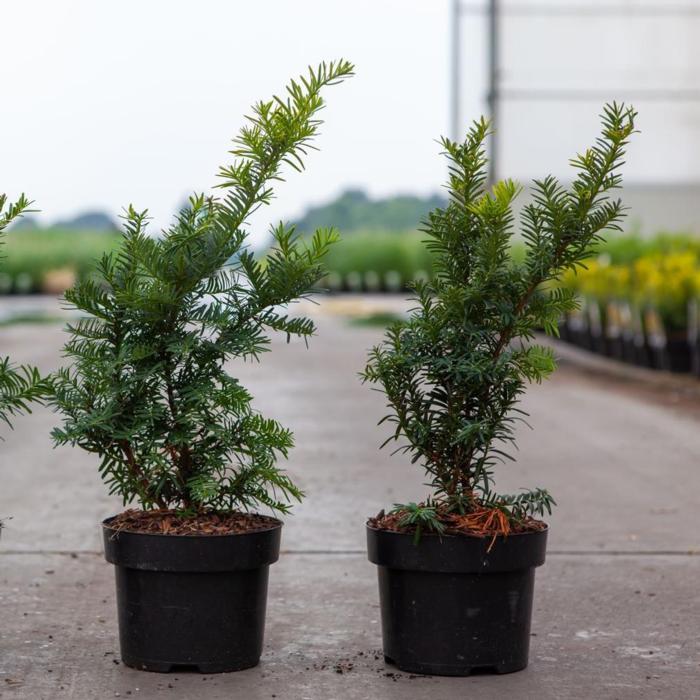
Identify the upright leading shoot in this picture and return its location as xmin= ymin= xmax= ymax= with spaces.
xmin=51 ymin=60 xmax=354 ymax=517
xmin=364 ymin=104 xmax=637 ymax=535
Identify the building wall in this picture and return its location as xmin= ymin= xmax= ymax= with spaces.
xmin=458 ymin=0 xmax=700 ymax=230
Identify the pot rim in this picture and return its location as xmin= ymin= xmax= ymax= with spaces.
xmin=103 ymin=513 xmax=283 ymax=572
xmin=366 ymin=520 xmax=548 ymax=573
xmin=102 ymin=513 xmax=283 ymax=540
xmin=365 ymin=521 xmax=549 ymax=540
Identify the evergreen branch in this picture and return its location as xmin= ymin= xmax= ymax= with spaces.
xmin=363 ymin=104 xmax=636 ymax=521
xmin=49 ymin=62 xmax=352 ymax=514
xmin=0 ymin=193 xmax=49 ymax=435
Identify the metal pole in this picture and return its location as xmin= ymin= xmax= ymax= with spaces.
xmin=487 ymin=0 xmax=499 ymax=185
xmin=449 ymin=0 xmax=461 ymax=142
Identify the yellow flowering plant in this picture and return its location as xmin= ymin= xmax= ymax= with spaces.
xmin=560 ymin=249 xmax=700 ymax=335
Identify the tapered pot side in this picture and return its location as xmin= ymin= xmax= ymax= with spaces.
xmin=366 ymin=524 xmax=548 ymax=677
xmin=102 ymin=516 xmax=282 ymax=673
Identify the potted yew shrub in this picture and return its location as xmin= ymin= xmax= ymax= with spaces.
xmin=49 ymin=60 xmax=353 ymax=673
xmin=1 ymin=193 xmax=48 ymax=536
xmin=363 ymin=104 xmax=636 ymax=676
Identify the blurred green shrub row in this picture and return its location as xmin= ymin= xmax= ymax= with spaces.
xmin=321 ymin=230 xmax=700 ymax=309
xmin=320 ymin=230 xmax=434 ymax=292
xmin=3 ymin=227 xmax=435 ymax=296
xmin=0 ymin=229 xmax=120 ymax=294
xmin=3 ymin=228 xmax=700 ymax=334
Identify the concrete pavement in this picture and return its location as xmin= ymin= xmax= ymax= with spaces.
xmin=1 ymin=303 xmax=699 ymax=698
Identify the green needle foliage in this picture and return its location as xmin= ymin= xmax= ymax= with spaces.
xmin=363 ymin=104 xmax=636 ymax=526
xmin=0 ymin=194 xmax=48 ymax=433
xmin=50 ymin=60 xmax=354 ymax=514
xmin=391 ymin=501 xmax=446 ymax=544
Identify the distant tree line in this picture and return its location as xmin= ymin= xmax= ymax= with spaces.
xmin=11 ymin=211 xmax=118 ymax=232
xmin=294 ymin=189 xmax=445 ymax=234
xmin=10 ymin=189 xmax=446 ymax=237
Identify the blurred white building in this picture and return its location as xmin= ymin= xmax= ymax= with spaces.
xmin=455 ymin=0 xmax=700 ymax=233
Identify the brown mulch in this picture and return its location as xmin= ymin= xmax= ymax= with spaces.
xmin=107 ymin=509 xmax=280 ymax=536
xmin=369 ymin=507 xmax=546 ymax=540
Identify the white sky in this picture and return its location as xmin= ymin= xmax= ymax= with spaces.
xmin=0 ymin=0 xmax=457 ymax=235
xmin=1 ymin=0 xmax=699 ymax=237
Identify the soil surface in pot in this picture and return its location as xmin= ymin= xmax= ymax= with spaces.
xmin=108 ymin=509 xmax=280 ymax=536
xmin=369 ymin=505 xmax=546 ymax=539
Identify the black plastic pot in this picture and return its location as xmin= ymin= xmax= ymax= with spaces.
xmin=102 ymin=516 xmax=282 ymax=673
xmin=666 ymin=337 xmax=692 ymax=373
xmin=604 ymin=334 xmax=624 ymax=361
xmin=367 ymin=524 xmax=548 ymax=676
xmin=635 ymin=341 xmax=653 ymax=368
xmin=565 ymin=315 xmax=591 ymax=351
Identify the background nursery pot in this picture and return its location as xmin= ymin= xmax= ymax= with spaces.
xmin=367 ymin=525 xmax=548 ymax=676
xmin=103 ymin=517 xmax=282 ymax=673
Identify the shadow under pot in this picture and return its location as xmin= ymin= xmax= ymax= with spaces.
xmin=102 ymin=516 xmax=282 ymax=673
xmin=366 ymin=524 xmax=548 ymax=676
